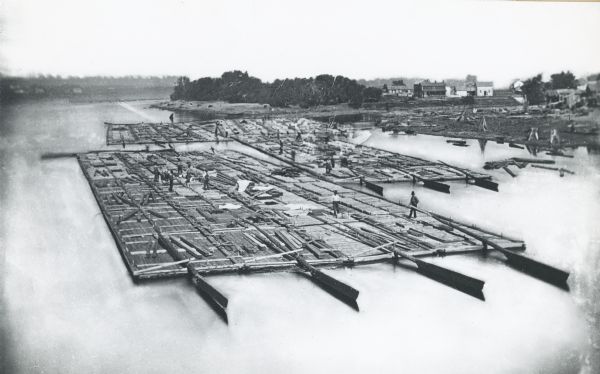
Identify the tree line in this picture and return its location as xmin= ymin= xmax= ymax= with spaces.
xmin=171 ymin=71 xmax=382 ymax=108
xmin=520 ymin=71 xmax=581 ymax=105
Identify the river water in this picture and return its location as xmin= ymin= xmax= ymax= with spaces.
xmin=1 ymin=99 xmax=599 ymax=374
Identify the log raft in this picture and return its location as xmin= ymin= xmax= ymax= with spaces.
xmin=68 ymin=117 xmax=567 ymax=320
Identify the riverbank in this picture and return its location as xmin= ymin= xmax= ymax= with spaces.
xmin=150 ymin=100 xmax=379 ymax=121
xmin=395 ymin=109 xmax=600 ymax=150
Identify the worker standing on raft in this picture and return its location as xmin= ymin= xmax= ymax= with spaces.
xmin=203 ymin=171 xmax=210 ymax=190
xmin=279 ymin=139 xmax=284 ymax=155
xmin=332 ymin=190 xmax=341 ymax=217
xmin=169 ymin=113 xmax=174 ymax=124
xmin=408 ymin=191 xmax=419 ymax=219
xmin=168 ymin=172 xmax=174 ymax=192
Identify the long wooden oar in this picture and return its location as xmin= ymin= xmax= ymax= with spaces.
xmin=392 ymin=248 xmax=485 ymax=299
xmin=187 ymin=264 xmax=229 ymax=322
xmin=325 ymin=213 xmax=485 ymax=299
xmin=364 ymin=180 xmax=384 ymax=195
xmin=438 ymin=160 xmax=498 ymax=192
xmin=366 ymin=237 xmax=485 ymax=299
xmin=158 ymin=233 xmax=229 ymax=322
xmin=432 ymin=215 xmax=569 ymax=289
xmin=295 ymin=256 xmax=360 ymax=307
xmin=247 ymin=221 xmax=360 ymax=309
xmin=395 ymin=169 xmax=451 ymax=193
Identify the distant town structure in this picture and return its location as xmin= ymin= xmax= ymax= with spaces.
xmin=387 ymin=82 xmax=413 ymax=97
xmin=451 ymin=81 xmax=477 ymax=97
xmin=545 ymin=88 xmax=582 ymax=109
xmin=511 ymin=79 xmax=524 ymax=93
xmin=476 ymin=81 xmax=494 ymax=96
xmin=413 ymin=80 xmax=446 ymax=98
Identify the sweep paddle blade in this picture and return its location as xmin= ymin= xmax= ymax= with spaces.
xmin=188 ymin=266 xmax=229 ymax=323
xmin=365 ymin=181 xmax=384 ymax=195
xmin=311 ymin=269 xmax=360 ymax=303
xmin=500 ymin=249 xmax=570 ymax=289
xmin=422 ymin=180 xmax=451 ymax=193
xmin=473 ymin=178 xmax=499 ymax=192
xmin=295 ymin=257 xmax=360 ymax=309
xmin=413 ymin=259 xmax=485 ymax=300
xmin=432 ymin=216 xmax=570 ymax=289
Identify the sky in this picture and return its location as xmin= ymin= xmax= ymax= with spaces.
xmin=0 ymin=0 xmax=599 ymax=87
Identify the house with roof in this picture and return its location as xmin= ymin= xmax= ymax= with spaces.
xmin=545 ymin=88 xmax=582 ymax=109
xmin=413 ymin=80 xmax=446 ymax=98
xmin=388 ymin=83 xmax=413 ymax=97
xmin=451 ymin=81 xmax=477 ymax=97
xmin=476 ymin=81 xmax=494 ymax=96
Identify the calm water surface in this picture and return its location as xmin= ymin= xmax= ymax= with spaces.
xmin=1 ymin=100 xmax=598 ymax=374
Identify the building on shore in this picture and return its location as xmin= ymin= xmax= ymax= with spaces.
xmin=545 ymin=88 xmax=583 ymax=109
xmin=476 ymin=81 xmax=494 ymax=96
xmin=386 ymin=83 xmax=413 ymax=97
xmin=413 ymin=80 xmax=446 ymax=98
xmin=451 ymin=81 xmax=477 ymax=97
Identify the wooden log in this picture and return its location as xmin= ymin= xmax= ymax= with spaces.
xmin=170 ymin=237 xmax=202 ymax=259
xmin=512 ymin=157 xmax=555 ymax=165
xmin=503 ymin=166 xmax=516 ymax=178
xmin=530 ymin=165 xmax=575 ymax=174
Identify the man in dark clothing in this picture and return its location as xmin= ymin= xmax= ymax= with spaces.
xmin=408 ymin=191 xmax=419 ymax=218
xmin=330 ymin=156 xmax=335 ymax=168
xmin=153 ymin=167 xmax=160 ymax=182
xmin=325 ymin=160 xmax=332 ymax=174
xmin=169 ymin=113 xmax=174 ymax=124
xmin=169 ymin=173 xmax=174 ymax=192
xmin=291 ymin=149 xmax=296 ymax=162
xmin=279 ymin=139 xmax=283 ymax=155
xmin=203 ymin=171 xmax=210 ymax=190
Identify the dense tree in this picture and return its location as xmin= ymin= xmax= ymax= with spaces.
xmin=363 ymin=87 xmax=383 ymax=102
xmin=170 ymin=70 xmax=376 ymax=108
xmin=521 ymin=74 xmax=546 ymax=105
xmin=550 ymin=71 xmax=577 ymax=89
